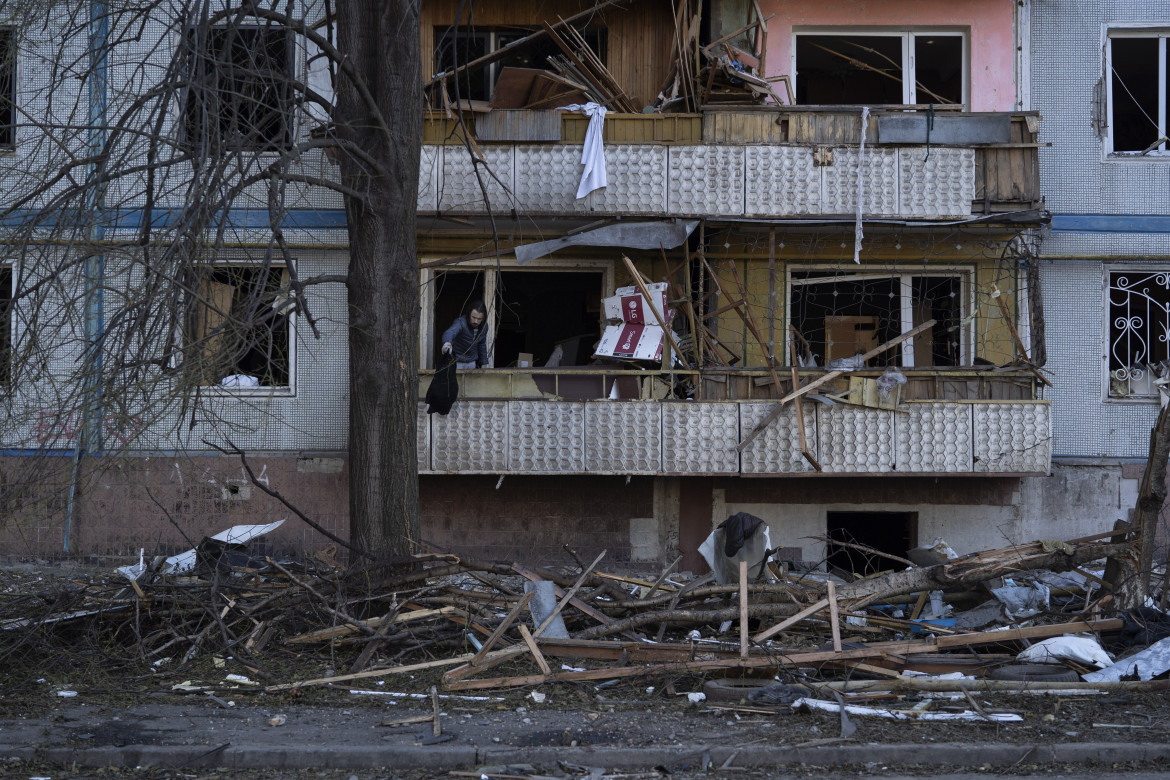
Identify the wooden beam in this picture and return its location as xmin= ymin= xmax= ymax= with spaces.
xmin=469 ymin=591 xmax=532 ymax=666
xmin=736 ymin=319 xmax=936 ymax=452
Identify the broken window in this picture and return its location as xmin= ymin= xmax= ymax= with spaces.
xmin=183 ymin=23 xmax=294 ymax=152
xmin=1107 ymin=31 xmax=1170 ymax=154
xmin=0 ymin=265 xmax=10 ymax=384
xmin=186 ymin=265 xmax=293 ymax=388
xmin=432 ymin=25 xmax=606 ymax=104
xmin=795 ymin=31 xmax=965 ymax=106
xmin=789 ymin=271 xmax=965 ymax=367
xmin=0 ymin=29 xmax=14 ymax=148
xmin=1108 ymin=270 xmax=1170 ymax=398
xmin=428 ymin=268 xmax=603 ymax=368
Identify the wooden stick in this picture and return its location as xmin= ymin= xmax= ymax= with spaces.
xmin=991 ymin=284 xmax=1053 ymax=387
xmin=753 ymin=597 xmax=830 ymax=642
xmin=621 ymin=255 xmax=685 ymax=366
xmin=268 ymin=653 xmax=480 ymax=691
xmin=826 ymin=581 xmax=842 ymax=652
xmin=518 ymin=624 xmax=552 ymax=675
xmin=512 ymin=563 xmax=616 ymax=628
xmin=739 ymin=561 xmax=750 ymax=658
xmin=790 ymin=333 xmax=822 ymax=470
xmin=737 ymin=319 xmax=936 ymax=452
xmin=430 ymin=686 xmax=442 ymax=737
xmin=534 ymin=550 xmax=606 ymax=639
xmin=644 ymin=555 xmax=683 ymax=601
xmin=470 ymin=591 xmax=532 ymax=667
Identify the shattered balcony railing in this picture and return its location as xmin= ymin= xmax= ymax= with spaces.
xmin=418 ymin=110 xmax=1041 ymax=220
xmin=416 ymin=368 xmax=1050 ymax=476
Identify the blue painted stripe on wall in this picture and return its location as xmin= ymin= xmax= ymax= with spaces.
xmin=1051 ymin=214 xmax=1170 ymax=233
xmin=0 ymin=208 xmax=349 ymax=231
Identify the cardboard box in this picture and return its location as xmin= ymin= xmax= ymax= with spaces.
xmin=825 ymin=315 xmax=879 ymax=363
xmin=517 ymin=352 xmax=534 ymax=368
xmin=602 ymin=282 xmax=668 ymax=324
xmin=594 ymin=323 xmax=665 ymax=361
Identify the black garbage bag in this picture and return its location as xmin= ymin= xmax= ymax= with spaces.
xmin=425 ymin=357 xmax=458 ymax=415
xmin=1118 ymin=606 xmax=1170 ymax=649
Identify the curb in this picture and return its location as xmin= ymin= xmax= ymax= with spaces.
xmin=5 ymin=742 xmax=1170 ymax=771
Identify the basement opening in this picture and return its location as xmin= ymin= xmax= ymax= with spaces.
xmin=825 ymin=510 xmax=917 ymax=578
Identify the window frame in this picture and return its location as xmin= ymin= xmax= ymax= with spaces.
xmin=0 ymin=262 xmax=11 ymax=386
xmin=419 ymin=258 xmax=614 ymax=370
xmin=1103 ymin=265 xmax=1170 ymax=402
xmin=186 ymin=261 xmax=297 ymax=396
xmin=181 ymin=21 xmax=298 ymax=154
xmin=791 ymin=27 xmax=969 ymax=107
xmin=784 ymin=265 xmax=974 ymax=368
xmin=1104 ymin=25 xmax=1170 ymax=158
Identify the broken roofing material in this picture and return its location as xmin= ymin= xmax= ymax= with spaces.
xmin=513 ymin=219 xmax=698 ymax=266
xmin=117 ymin=519 xmax=285 ymax=581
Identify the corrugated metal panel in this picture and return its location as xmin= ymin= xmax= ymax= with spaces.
xmin=584 ymin=401 xmax=661 ymax=473
xmin=739 ymin=402 xmax=817 ymax=474
xmin=476 ymin=110 xmax=561 ymax=142
xmin=895 ymin=402 xmax=972 ymax=473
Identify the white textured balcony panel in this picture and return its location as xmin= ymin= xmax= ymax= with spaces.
xmin=745 ymin=146 xmax=820 ymax=215
xmin=818 ymin=406 xmax=895 ymax=473
xmin=417 ymin=403 xmax=430 ymax=472
xmin=431 ymin=400 xmax=509 ymax=472
xmin=973 ymin=403 xmax=1051 ymax=474
xmin=822 ymin=147 xmax=900 ymax=216
xmin=514 ymin=144 xmax=667 ymax=214
xmin=418 ymin=146 xmax=439 ymax=212
xmin=438 ymin=145 xmax=515 ymax=211
xmin=739 ymin=402 xmax=818 ymax=474
xmin=895 ymin=402 xmax=972 ymax=473
xmin=669 ymin=146 xmax=745 ymax=215
xmin=585 ymin=401 xmax=662 ymax=473
xmin=510 ymin=401 xmax=585 ymax=473
xmin=900 ymin=148 xmax=974 ymax=217
xmin=661 ymin=402 xmax=740 ymax=474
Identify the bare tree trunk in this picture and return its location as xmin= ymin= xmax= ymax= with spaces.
xmin=1112 ymin=403 xmax=1170 ymax=609
xmin=336 ymin=0 xmax=422 ymax=559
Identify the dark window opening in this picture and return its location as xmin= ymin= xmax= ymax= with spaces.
xmin=796 ymin=33 xmax=963 ymax=106
xmin=187 ymin=265 xmax=291 ymax=387
xmin=431 ymin=269 xmax=603 ymax=368
xmin=790 ymin=273 xmax=962 ymax=367
xmin=0 ymin=266 xmax=10 ymax=384
xmin=433 ymin=25 xmax=606 ymax=104
xmin=184 ymin=24 xmax=294 ymax=152
xmin=826 ymin=511 xmax=917 ymax=578
xmin=0 ymin=30 xmax=13 ymax=147
xmin=1111 ymin=37 xmax=1162 ymax=153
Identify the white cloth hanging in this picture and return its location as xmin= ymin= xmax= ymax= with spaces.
xmin=558 ymin=102 xmax=608 ymax=198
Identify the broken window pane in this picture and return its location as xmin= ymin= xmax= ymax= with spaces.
xmin=1110 ymin=36 xmax=1161 ymax=153
xmin=1108 ymin=270 xmax=1170 ymax=397
xmin=0 ymin=265 xmax=10 ymax=384
xmin=187 ymin=265 xmax=292 ymax=387
xmin=184 ymin=24 xmax=294 ymax=152
xmin=789 ymin=272 xmax=962 ymax=368
xmin=0 ymin=29 xmax=13 ymax=148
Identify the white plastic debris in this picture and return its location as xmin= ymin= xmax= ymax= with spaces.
xmin=529 ymin=691 xmax=546 ymax=704
xmin=687 ymin=692 xmax=706 ymax=704
xmin=794 ymin=697 xmax=1021 ymax=722
xmin=159 ymin=519 xmax=285 ymax=575
xmin=268 ymin=714 xmax=287 ymax=727
xmin=56 ymin=689 xmax=78 ymax=697
xmin=1016 ymin=636 xmax=1112 ymax=669
xmin=1084 ymin=636 xmax=1170 ymax=682
xmin=224 ymin=674 xmax=258 ymax=685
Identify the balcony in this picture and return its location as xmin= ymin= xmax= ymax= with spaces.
xmin=418 ymin=109 xmax=1041 ymax=221
xmin=416 ymin=368 xmax=1050 ymax=477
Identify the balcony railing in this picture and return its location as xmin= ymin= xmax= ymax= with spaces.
xmin=419 ymin=110 xmax=1041 ymax=219
xmin=416 ymin=368 xmax=1050 ymax=476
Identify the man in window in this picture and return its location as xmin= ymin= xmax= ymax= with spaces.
xmin=441 ymin=300 xmax=489 ymax=370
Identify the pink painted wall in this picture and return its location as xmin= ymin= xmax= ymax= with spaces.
xmin=757 ymin=0 xmax=1017 ymax=112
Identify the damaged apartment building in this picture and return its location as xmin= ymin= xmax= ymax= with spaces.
xmin=0 ymin=0 xmax=1161 ymax=574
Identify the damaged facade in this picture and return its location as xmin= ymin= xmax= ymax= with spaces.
xmin=0 ymin=0 xmax=1162 ymax=574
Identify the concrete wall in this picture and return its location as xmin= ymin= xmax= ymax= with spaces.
xmin=757 ymin=0 xmax=1019 ymax=111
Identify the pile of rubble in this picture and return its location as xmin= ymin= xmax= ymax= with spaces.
xmin=3 ymin=519 xmax=1169 ymax=725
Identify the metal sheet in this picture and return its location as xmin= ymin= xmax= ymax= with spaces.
xmin=877 ymin=114 xmax=1012 ymax=144
xmin=515 ymin=219 xmax=698 ymax=265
